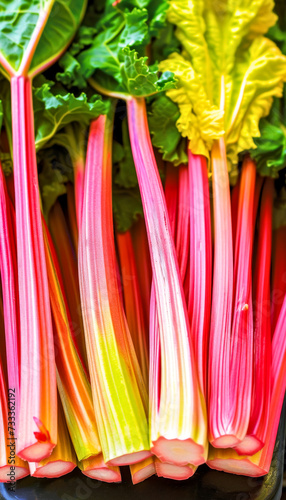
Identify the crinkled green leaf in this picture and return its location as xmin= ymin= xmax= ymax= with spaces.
xmin=119 ymin=9 xmax=149 ymax=48
xmin=56 ymin=0 xmax=175 ymax=98
xmin=33 ymin=76 xmax=109 ymax=151
xmin=250 ymin=119 xmax=286 ymax=177
xmin=120 ymin=47 xmax=176 ymax=97
xmin=0 ymin=0 xmax=86 ymax=76
xmin=148 ymin=94 xmax=187 ymax=165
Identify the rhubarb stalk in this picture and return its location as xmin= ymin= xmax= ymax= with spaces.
xmin=49 ymin=201 xmax=87 ymax=368
xmin=271 ymin=225 xmax=286 ymax=332
xmin=42 ymin=218 xmax=101 ymax=461
xmin=80 ymin=454 xmax=121 ymax=483
xmin=79 ymin=113 xmax=150 ymax=465
xmin=207 ymin=294 xmax=286 ymax=476
xmin=188 ymin=152 xmax=212 ymax=397
xmin=0 ymin=163 xmax=20 ymax=421
xmin=127 ymin=97 xmax=207 ymax=466
xmin=235 ymin=178 xmax=274 ymax=455
xmin=11 ymin=75 xmax=57 ymax=461
xmin=29 ymin=397 xmax=76 ymax=478
xmin=229 ymin=157 xmax=256 ymax=452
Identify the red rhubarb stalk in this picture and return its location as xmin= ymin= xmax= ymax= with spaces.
xmin=131 ymin=218 xmax=152 ymax=333
xmin=208 ymin=138 xmax=235 ymax=448
xmin=0 ymin=163 xmax=20 ymax=420
xmin=127 ymin=97 xmax=207 ymax=466
xmin=116 ymin=230 xmax=149 ymax=388
xmin=188 ymin=152 xmax=212 ymax=396
xmin=235 ymin=178 xmax=274 ymax=455
xmin=271 ymin=225 xmax=286 ymax=333
xmin=229 ymin=157 xmax=256 ymax=451
xmin=11 ymin=76 xmax=57 ymax=461
xmin=176 ymin=165 xmax=190 ymax=284
xmin=49 ymin=201 xmax=87 ymax=369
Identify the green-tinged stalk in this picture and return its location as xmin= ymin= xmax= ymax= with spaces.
xmin=78 ymin=113 xmax=150 ymax=465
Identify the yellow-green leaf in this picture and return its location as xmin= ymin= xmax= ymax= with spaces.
xmin=161 ymin=0 xmax=285 ymax=169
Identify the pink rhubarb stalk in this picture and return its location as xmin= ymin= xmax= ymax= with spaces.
xmin=11 ymin=75 xmax=57 ymax=461
xmin=207 ymin=294 xmax=286 ymax=476
xmin=229 ymin=157 xmax=256 ymax=453
xmin=29 ymin=397 xmax=76 ymax=478
xmin=127 ymin=97 xmax=207 ymax=466
xmin=0 ymin=356 xmax=29 ymax=482
xmin=0 ymin=163 xmax=20 ymax=421
xmin=188 ymin=152 xmax=212 ymax=396
xmin=208 ymin=138 xmax=235 ymax=448
xmin=176 ymin=165 xmax=190 ymax=284
xmin=78 ymin=114 xmax=150 ymax=465
xmin=235 ymin=178 xmax=274 ymax=455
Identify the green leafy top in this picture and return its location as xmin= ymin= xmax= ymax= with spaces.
xmin=249 ymin=11 xmax=286 ymax=178
xmin=33 ymin=76 xmax=109 ymax=154
xmin=0 ymin=0 xmax=86 ymax=78
xmin=0 ymin=75 xmax=109 ymax=157
xmin=56 ymin=0 xmax=176 ymax=99
xmin=159 ymin=0 xmax=286 ymax=176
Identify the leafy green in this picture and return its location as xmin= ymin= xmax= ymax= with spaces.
xmin=33 ymin=76 xmax=109 ymax=151
xmin=250 ymin=120 xmax=286 ymax=177
xmin=0 ymin=0 xmax=86 ymax=77
xmin=148 ymin=95 xmax=187 ymax=165
xmin=57 ymin=0 xmax=176 ymax=98
xmin=120 ymin=48 xmax=176 ymax=97
xmin=160 ymin=0 xmax=286 ymax=173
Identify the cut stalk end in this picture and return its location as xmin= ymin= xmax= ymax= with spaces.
xmin=207 ymin=458 xmax=266 ymax=477
xmin=234 ymin=436 xmax=263 ymax=456
xmin=30 ymin=460 xmax=76 ymax=478
xmin=152 ymin=437 xmax=205 ymax=466
xmin=0 ymin=466 xmax=29 ymax=482
xmin=211 ymin=435 xmax=241 ymax=449
xmin=17 ymin=441 xmax=55 ymax=462
xmin=155 ymin=460 xmax=196 ymax=480
xmin=109 ymin=450 xmax=151 ymax=466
